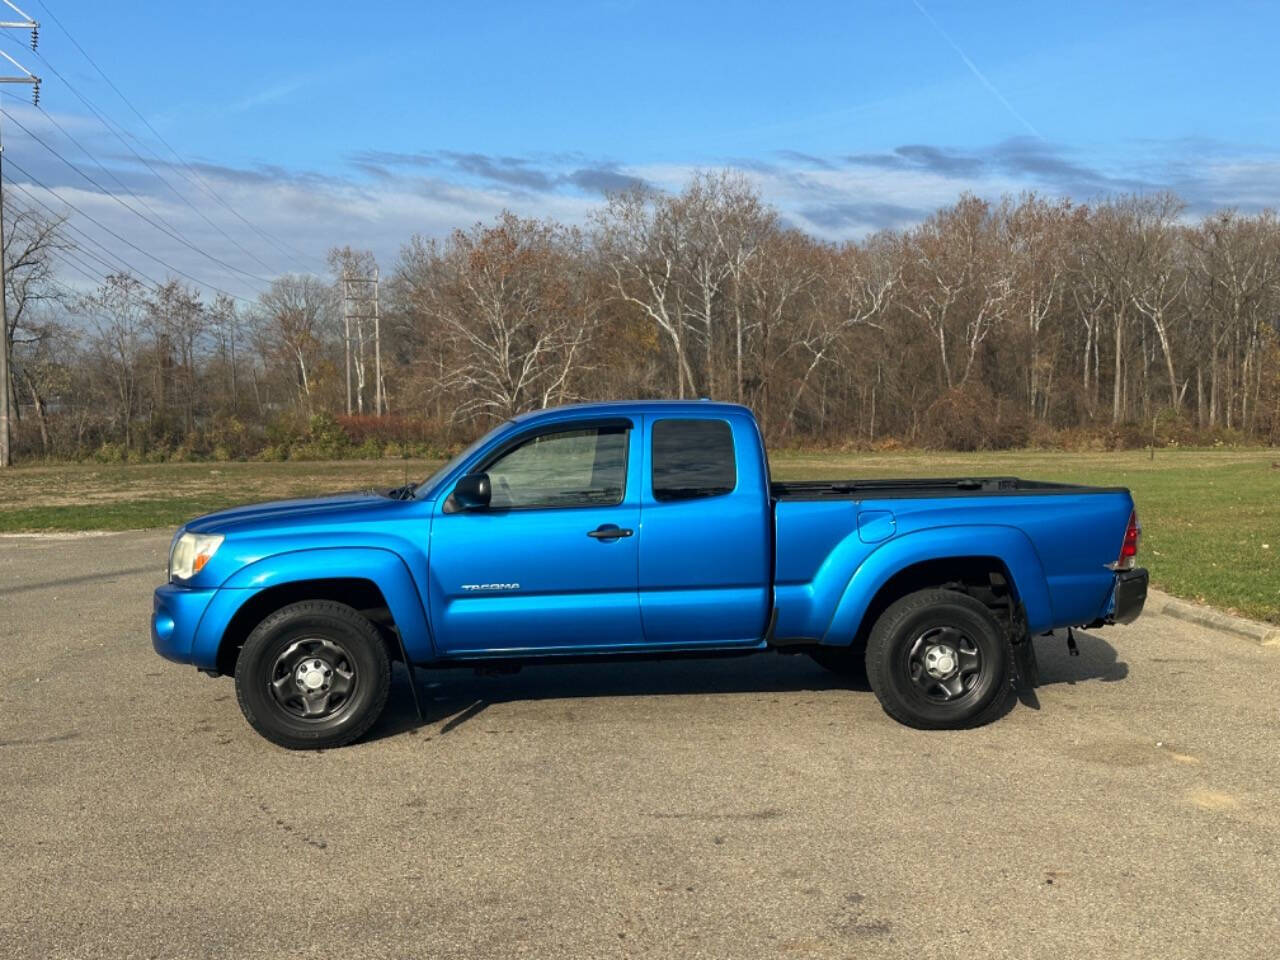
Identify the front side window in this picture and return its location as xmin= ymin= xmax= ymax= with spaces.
xmin=484 ymin=426 xmax=628 ymax=509
xmin=651 ymin=419 xmax=736 ymax=501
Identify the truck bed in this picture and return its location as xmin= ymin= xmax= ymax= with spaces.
xmin=771 ymin=476 xmax=1124 ymax=500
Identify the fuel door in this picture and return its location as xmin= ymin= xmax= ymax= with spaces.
xmin=857 ymin=509 xmax=896 ymax=544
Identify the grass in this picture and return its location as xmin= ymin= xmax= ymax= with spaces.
xmin=1 ymin=449 xmax=1276 ymax=623
xmin=0 ymin=459 xmax=437 ymax=532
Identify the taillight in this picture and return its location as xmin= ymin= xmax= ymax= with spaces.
xmin=1115 ymin=510 xmax=1141 ymax=570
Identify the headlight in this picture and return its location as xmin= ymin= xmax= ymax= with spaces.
xmin=169 ymin=531 xmax=224 ymax=581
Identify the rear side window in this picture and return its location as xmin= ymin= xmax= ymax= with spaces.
xmin=651 ymin=419 xmax=736 ymax=501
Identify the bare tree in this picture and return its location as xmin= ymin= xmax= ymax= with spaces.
xmin=3 ymin=198 xmax=68 ymax=456
xmin=88 ymin=274 xmax=146 ymax=451
xmin=903 ymin=195 xmax=1011 ymax=390
xmin=6 ymin=176 xmax=1280 ymax=461
xmin=258 ymin=274 xmax=335 ymax=411
xmin=1005 ymin=194 xmax=1070 ymax=419
xmin=596 ymin=188 xmax=699 ymax=397
xmin=1123 ymin=193 xmax=1189 ymax=413
xmin=397 ymin=214 xmax=597 ymax=419
xmin=208 ymin=294 xmax=243 ymax=414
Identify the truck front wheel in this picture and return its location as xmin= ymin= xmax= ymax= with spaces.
xmin=865 ymin=588 xmax=1011 ymax=729
xmin=234 ymin=600 xmax=391 ymax=749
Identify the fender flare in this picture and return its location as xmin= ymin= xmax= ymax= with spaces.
xmin=190 ymin=546 xmax=434 ymax=670
xmin=821 ymin=525 xmax=1054 ymax=645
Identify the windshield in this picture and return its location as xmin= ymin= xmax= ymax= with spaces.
xmin=416 ymin=420 xmax=513 ymax=499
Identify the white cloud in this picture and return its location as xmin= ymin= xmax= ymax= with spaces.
xmin=7 ymin=104 xmax=1279 ymax=302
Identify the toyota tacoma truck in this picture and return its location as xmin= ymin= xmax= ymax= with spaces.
xmin=151 ymin=401 xmax=1148 ymax=748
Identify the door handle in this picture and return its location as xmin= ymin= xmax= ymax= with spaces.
xmin=587 ymin=525 xmax=633 ymax=539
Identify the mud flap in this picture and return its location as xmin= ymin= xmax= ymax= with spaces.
xmin=1005 ymin=601 xmax=1038 ymax=691
xmin=1012 ymin=635 xmax=1040 ymax=690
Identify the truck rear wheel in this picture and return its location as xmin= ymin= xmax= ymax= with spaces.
xmin=865 ymin=588 xmax=1011 ymax=729
xmin=234 ymin=600 xmax=391 ymax=750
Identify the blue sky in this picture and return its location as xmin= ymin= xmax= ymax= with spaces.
xmin=4 ymin=0 xmax=1280 ymax=300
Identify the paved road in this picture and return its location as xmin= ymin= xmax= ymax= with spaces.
xmin=1 ymin=531 xmax=1277 ymax=959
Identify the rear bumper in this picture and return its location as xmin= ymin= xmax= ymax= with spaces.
xmin=1108 ymin=568 xmax=1148 ymax=624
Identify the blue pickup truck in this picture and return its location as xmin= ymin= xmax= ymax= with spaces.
xmin=152 ymin=400 xmax=1147 ymax=748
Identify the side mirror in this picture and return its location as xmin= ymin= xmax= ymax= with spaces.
xmin=452 ymin=472 xmax=491 ymax=511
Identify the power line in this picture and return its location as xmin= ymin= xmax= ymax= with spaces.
xmin=3 ymin=152 xmax=255 ymax=303
xmin=34 ymin=0 xmax=327 ymax=272
xmin=0 ymin=30 xmax=294 ymax=276
xmin=6 ymin=175 xmax=166 ymax=287
xmin=29 ymin=98 xmax=255 ymax=275
xmin=0 ymin=103 xmax=273 ymax=288
xmin=48 ymin=248 xmax=104 ymax=287
xmin=24 ymin=89 xmax=279 ymax=283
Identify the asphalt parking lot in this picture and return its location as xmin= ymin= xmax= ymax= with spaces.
xmin=2 ymin=531 xmax=1277 ymax=959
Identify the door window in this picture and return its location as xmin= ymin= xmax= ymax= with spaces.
xmin=651 ymin=419 xmax=737 ymax=501
xmin=484 ymin=426 xmax=628 ymax=509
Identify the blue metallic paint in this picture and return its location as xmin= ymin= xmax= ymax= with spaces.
xmin=200 ymin=547 xmax=436 ymax=668
xmin=150 ymin=400 xmax=1138 ymax=673
xmin=151 ymin=583 xmax=217 ymax=663
xmin=636 ymin=412 xmax=771 ymax=646
xmin=428 ymin=413 xmax=645 ymax=655
xmin=822 ymin=524 xmax=1054 ymax=643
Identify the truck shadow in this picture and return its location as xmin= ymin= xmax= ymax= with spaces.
xmin=367 ymin=652 xmax=863 ymax=741
xmin=1037 ymin=629 xmax=1129 ymax=685
xmin=367 ymin=631 xmax=1129 ymax=741
xmin=1012 ymin=629 xmax=1129 ymax=713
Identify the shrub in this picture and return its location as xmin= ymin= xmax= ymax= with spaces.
xmin=295 ymin=412 xmax=351 ymax=460
xmin=920 ymin=383 xmax=1030 ymax=451
xmin=93 ymin=441 xmax=127 ymax=464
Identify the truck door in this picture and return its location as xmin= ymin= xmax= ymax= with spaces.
xmin=638 ymin=414 xmax=772 ymax=646
xmin=428 ymin=419 xmax=643 ymax=654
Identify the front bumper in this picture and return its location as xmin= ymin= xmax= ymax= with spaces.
xmin=151 ymin=584 xmax=217 ymax=664
xmin=1109 ymin=567 xmax=1149 ymax=624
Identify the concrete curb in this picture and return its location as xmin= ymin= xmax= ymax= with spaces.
xmin=1147 ymin=588 xmax=1280 ymax=646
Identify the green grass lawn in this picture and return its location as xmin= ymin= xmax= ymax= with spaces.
xmin=2 ymin=449 xmax=1276 ymax=622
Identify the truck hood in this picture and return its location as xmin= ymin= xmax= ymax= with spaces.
xmin=183 ymin=490 xmax=397 ymax=535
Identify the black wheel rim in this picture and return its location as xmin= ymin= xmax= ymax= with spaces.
xmin=269 ymin=637 xmax=357 ymax=721
xmin=906 ymin=626 xmax=982 ymax=702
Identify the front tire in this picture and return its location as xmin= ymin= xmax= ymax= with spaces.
xmin=865 ymin=588 xmax=1011 ymax=730
xmin=234 ymin=600 xmax=391 ymax=749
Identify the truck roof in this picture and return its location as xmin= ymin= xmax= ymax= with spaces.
xmin=510 ymin=399 xmax=754 ymax=423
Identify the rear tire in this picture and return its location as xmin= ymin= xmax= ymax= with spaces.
xmin=865 ymin=588 xmax=1011 ymax=730
xmin=234 ymin=600 xmax=391 ymax=750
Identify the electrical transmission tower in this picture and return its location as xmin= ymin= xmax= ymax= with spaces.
xmin=341 ymin=270 xmax=384 ymax=416
xmin=0 ymin=0 xmax=40 ymax=467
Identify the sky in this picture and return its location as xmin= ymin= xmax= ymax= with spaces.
xmin=3 ymin=0 xmax=1280 ymax=304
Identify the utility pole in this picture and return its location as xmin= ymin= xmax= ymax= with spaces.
xmin=342 ymin=273 xmax=352 ymax=415
xmin=372 ymin=267 xmax=383 ymax=415
xmin=0 ymin=1 xmax=40 ymax=468
xmin=342 ymin=270 xmax=383 ymax=416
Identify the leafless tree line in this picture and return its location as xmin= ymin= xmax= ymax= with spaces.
xmin=5 ymin=173 xmax=1280 ymax=461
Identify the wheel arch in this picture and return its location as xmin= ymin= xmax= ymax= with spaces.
xmin=191 ymin=547 xmax=434 ymax=674
xmin=212 ymin=578 xmax=393 ymax=676
xmin=821 ymin=526 xmax=1053 ymax=648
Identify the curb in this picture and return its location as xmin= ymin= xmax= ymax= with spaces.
xmin=1147 ymin=588 xmax=1280 ymax=646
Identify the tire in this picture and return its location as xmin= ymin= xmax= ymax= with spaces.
xmin=864 ymin=588 xmax=1012 ymax=730
xmin=234 ymin=600 xmax=391 ymax=750
xmin=807 ymin=645 xmax=867 ymax=682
